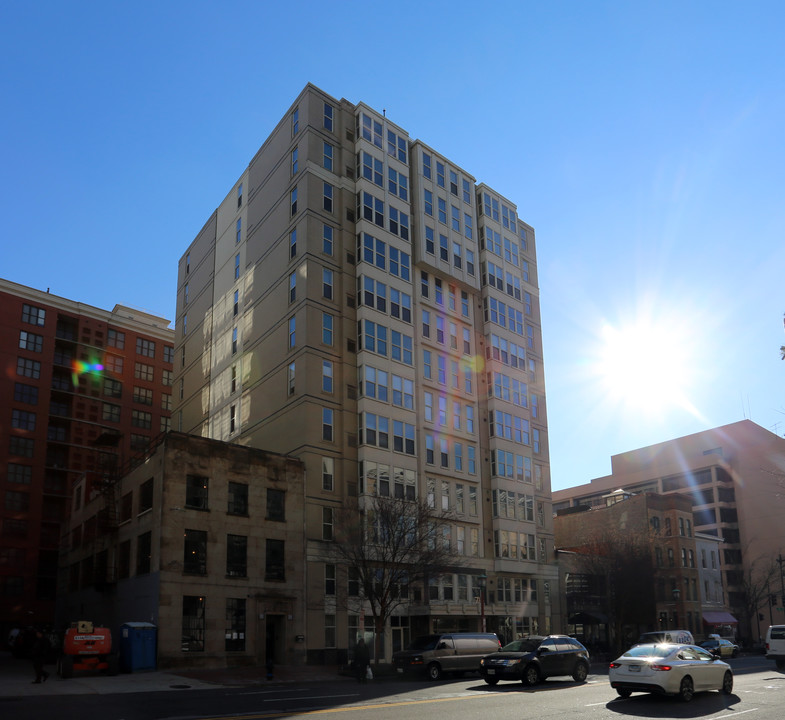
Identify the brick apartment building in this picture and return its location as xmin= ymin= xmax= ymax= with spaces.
xmin=0 ymin=278 xmax=173 ymax=638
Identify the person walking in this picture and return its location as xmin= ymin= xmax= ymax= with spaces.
xmin=354 ymin=637 xmax=370 ymax=683
xmin=31 ymin=629 xmax=51 ymax=684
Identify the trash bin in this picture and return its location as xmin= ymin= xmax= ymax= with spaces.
xmin=120 ymin=622 xmax=157 ymax=672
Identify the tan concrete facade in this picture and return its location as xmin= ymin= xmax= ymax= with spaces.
xmin=57 ymin=432 xmax=306 ymax=669
xmin=553 ymin=420 xmax=785 ymax=643
xmin=173 ymin=84 xmax=557 ymax=663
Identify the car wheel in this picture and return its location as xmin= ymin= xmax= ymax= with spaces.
xmin=616 ymin=688 xmax=632 ymax=699
xmin=427 ymin=662 xmax=442 ymax=681
xmin=679 ymin=676 xmax=694 ymax=702
xmin=484 ymin=677 xmax=499 ymax=686
xmin=722 ymin=671 xmax=733 ymax=694
xmin=572 ymin=662 xmax=588 ymax=683
xmin=522 ymin=664 xmax=540 ymax=686
xmin=731 ymin=649 xmax=738 ymax=658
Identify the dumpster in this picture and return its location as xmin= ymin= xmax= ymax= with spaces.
xmin=120 ymin=622 xmax=157 ymax=672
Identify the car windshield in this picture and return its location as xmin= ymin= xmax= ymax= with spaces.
xmin=623 ymin=644 xmax=674 ymax=659
xmin=406 ymin=635 xmax=440 ymax=652
xmin=501 ymin=639 xmax=539 ymax=652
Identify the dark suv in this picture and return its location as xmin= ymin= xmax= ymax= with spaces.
xmin=479 ymin=634 xmax=591 ymax=686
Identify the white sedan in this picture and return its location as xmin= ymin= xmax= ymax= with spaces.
xmin=609 ymin=643 xmax=733 ymax=702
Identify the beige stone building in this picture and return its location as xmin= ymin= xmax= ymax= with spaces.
xmin=57 ymin=432 xmax=306 ymax=669
xmin=173 ymin=83 xmax=557 ymax=662
xmin=553 ymin=420 xmax=785 ymax=643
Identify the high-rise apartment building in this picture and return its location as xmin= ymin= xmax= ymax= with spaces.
xmin=174 ymin=84 xmax=554 ymax=662
xmin=0 ymin=278 xmax=173 ymax=637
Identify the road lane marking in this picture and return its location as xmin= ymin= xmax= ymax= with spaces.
xmin=713 ymin=709 xmax=758 ymax=720
xmin=199 ymin=693 xmax=490 ymax=720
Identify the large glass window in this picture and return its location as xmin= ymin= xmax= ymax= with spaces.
xmin=182 ymin=595 xmax=205 ymax=652
xmin=183 ymin=529 xmax=207 ymax=574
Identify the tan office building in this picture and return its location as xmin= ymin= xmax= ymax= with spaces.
xmin=553 ymin=420 xmax=785 ymax=643
xmin=173 ymin=84 xmax=556 ymax=663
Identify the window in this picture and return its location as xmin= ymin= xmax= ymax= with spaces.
xmin=422 ymin=151 xmax=431 ymax=178
xmin=228 ymin=482 xmax=248 ymax=515
xmin=322 ymin=457 xmax=334 ymax=491
xmin=183 ymin=529 xmax=207 ymax=574
xmin=225 ymin=598 xmax=246 ymax=652
xmin=322 ymin=268 xmax=333 ymax=299
xmin=323 ymin=224 xmax=333 ymax=255
xmin=318 ymin=359 xmax=333 ymax=393
xmin=322 ymin=312 xmax=333 ymax=345
xmin=436 ymin=161 xmax=445 ymax=188
xmin=136 ymin=338 xmax=156 ymax=358
xmin=19 ymin=330 xmax=43 ymax=352
xmin=323 ymin=142 xmax=333 ymax=171
xmin=237 ymin=182 xmax=243 ymax=207
xmin=185 ymin=475 xmax=208 ymax=510
xmin=290 ymin=228 xmax=297 ymax=257
xmin=22 ymin=304 xmax=45 ymax=326
xmin=323 ymin=506 xmax=334 ymax=540
xmin=226 ymin=534 xmax=247 ymax=577
xmin=17 ymin=357 xmax=41 ymax=379
xmin=322 ymin=408 xmax=334 ymax=441
xmin=13 ymin=383 xmax=38 ymax=405
xmin=11 ymin=410 xmax=36 ymax=431
xmin=138 ymin=478 xmax=153 ymax=513
xmin=10 ymin=437 xmax=34 ymax=459
xmin=291 ymin=147 xmax=298 ymax=174
xmin=291 ymin=187 xmax=297 ymax=216
xmin=234 ymin=253 xmax=240 ymax=280
xmin=265 ymin=539 xmax=285 ymax=581
xmin=324 ymin=102 xmax=334 ymax=131
xmin=132 ymin=410 xmax=152 ymax=430
xmin=325 ymin=563 xmax=336 ymax=595
xmin=133 ymin=386 xmax=153 ymax=405
xmin=267 ymin=488 xmax=285 ymax=521
xmin=287 ymin=361 xmax=295 ymax=395
xmin=288 ymin=316 xmax=296 ymax=348
xmin=323 ymin=182 xmax=333 ymax=212
xmin=236 ymin=218 xmax=242 ymax=244
xmin=107 ymin=329 xmax=125 ymax=348
xmin=182 ymin=595 xmax=205 ymax=652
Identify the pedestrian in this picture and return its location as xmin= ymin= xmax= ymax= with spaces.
xmin=31 ymin=629 xmax=51 ymax=684
xmin=354 ymin=637 xmax=370 ymax=683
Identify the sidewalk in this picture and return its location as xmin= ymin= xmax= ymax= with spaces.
xmin=0 ymin=651 xmax=348 ymax=697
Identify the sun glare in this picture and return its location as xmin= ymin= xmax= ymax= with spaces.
xmin=594 ymin=317 xmax=699 ymax=418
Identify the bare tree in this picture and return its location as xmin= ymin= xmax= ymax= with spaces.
xmin=737 ymin=554 xmax=780 ymax=643
xmin=571 ymin=526 xmax=656 ymax=653
xmin=330 ymin=494 xmax=461 ymax=663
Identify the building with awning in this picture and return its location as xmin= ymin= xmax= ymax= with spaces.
xmin=703 ymin=611 xmax=738 ymax=634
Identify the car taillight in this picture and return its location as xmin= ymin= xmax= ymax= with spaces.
xmin=609 ymin=662 xmax=621 ymax=668
xmin=651 ymin=664 xmax=672 ymax=671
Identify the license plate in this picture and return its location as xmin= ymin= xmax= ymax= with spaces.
xmin=629 ymin=665 xmax=640 ymax=672
xmin=397 ymin=668 xmax=404 ymax=673
xmin=487 ymin=669 xmax=495 ymax=675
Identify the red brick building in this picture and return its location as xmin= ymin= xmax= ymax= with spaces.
xmin=0 ymin=278 xmax=174 ymax=638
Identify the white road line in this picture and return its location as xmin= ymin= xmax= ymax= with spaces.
xmin=713 ymin=709 xmax=759 ymax=720
xmin=262 ymin=694 xmax=361 ymax=702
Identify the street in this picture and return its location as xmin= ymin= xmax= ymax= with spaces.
xmin=1 ymin=656 xmax=783 ymax=720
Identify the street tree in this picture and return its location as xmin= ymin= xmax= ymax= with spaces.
xmin=330 ymin=494 xmax=461 ymax=663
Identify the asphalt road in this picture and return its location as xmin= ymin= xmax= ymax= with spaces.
xmin=1 ymin=656 xmax=782 ymax=720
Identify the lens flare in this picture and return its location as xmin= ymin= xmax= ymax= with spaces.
xmin=71 ymin=358 xmax=105 ymax=387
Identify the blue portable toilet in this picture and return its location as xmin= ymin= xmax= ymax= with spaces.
xmin=120 ymin=622 xmax=157 ymax=672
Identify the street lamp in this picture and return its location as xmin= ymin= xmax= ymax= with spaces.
xmin=477 ymin=574 xmax=487 ymax=632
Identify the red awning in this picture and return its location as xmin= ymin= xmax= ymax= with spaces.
xmin=703 ymin=611 xmax=738 ymax=625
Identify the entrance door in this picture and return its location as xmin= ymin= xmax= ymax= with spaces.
xmin=265 ymin=615 xmax=285 ymax=665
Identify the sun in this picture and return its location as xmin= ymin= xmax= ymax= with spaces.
xmin=593 ymin=317 xmax=697 ymax=417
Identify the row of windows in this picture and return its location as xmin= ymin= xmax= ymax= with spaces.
xmin=422 ymin=190 xmax=474 ymax=241
xmin=422 ymin=350 xmax=474 ymax=394
xmin=358 ymin=114 xmax=408 ymax=164
xmin=480 ymin=226 xmax=528 ymax=273
xmin=494 ymin=529 xmax=543 ymax=562
xmin=489 ymin=372 xmax=530 ymax=409
xmin=484 ymin=260 xmax=524 ymax=301
xmin=423 ymin=392 xmax=475 ymax=434
xmin=358 ymin=276 xmax=412 ymax=323
xmin=424 ymin=225 xmax=476 ymax=275
xmin=422 ymin=311 xmax=473 ymax=355
xmin=490 ymin=410 xmax=532 ymax=445
xmin=358 ymin=191 xmax=410 ymax=241
xmin=359 ymin=413 xmax=416 ymax=455
xmin=360 ymin=366 xmax=414 ymax=409
xmin=426 ymin=477 xmax=479 ymax=516
xmin=360 ymin=461 xmax=416 ymax=500
xmin=419 ymin=273 xmax=471 ymax=318
xmin=484 ymin=297 xmax=528 ymax=339
xmin=423 ymin=434 xmax=477 ymax=473
xmin=358 ymin=234 xmax=411 ymax=281
xmin=358 ymin=151 xmax=409 ymax=200
xmin=488 ymin=333 xmax=536 ymax=375
xmin=650 ymin=515 xmax=694 ymax=537
xmin=358 ymin=320 xmax=413 ymax=365
xmin=481 ymin=192 xmax=517 ymax=230
xmin=491 ymin=489 xmax=545 ymax=525
xmin=422 ymin=152 xmax=473 ymax=205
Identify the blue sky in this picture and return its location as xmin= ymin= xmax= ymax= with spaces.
xmin=2 ymin=1 xmax=783 ymax=490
